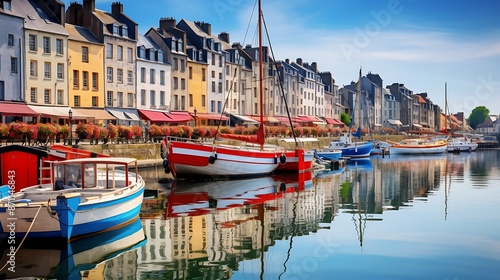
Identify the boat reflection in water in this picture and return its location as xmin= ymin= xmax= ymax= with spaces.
xmin=137 ymin=171 xmax=327 ymax=279
xmin=0 ymin=218 xmax=146 ymax=279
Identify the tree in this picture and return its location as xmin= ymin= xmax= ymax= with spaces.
xmin=340 ymin=112 xmax=351 ymax=127
xmin=467 ymin=106 xmax=490 ymax=129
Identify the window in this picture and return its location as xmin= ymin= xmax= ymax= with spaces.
xmin=92 ymin=96 xmax=98 ymax=107
xmin=44 ymin=89 xmax=50 ymax=104
xmin=189 ymin=94 xmax=193 ymax=106
xmin=117 ymin=45 xmax=123 ymax=61
xmin=218 ymin=82 xmax=222 ymax=93
xmin=211 ymin=53 xmax=215 ymax=65
xmin=211 ymin=71 xmax=215 ymax=78
xmin=217 ymin=101 xmax=221 ymax=113
xmin=127 ymin=71 xmax=133 ymax=84
xmin=113 ymin=23 xmax=119 ymax=35
xmin=74 ymin=95 xmax=80 ymax=106
xmin=106 ymin=91 xmax=113 ymax=106
xmin=201 ymin=95 xmax=206 ymax=107
xmin=211 ymin=81 xmax=215 ymax=92
xmin=140 ymin=89 xmax=146 ymax=106
xmin=57 ymin=90 xmax=63 ymax=105
xmin=30 ymin=60 xmax=37 ymax=77
xmin=82 ymin=71 xmax=88 ymax=89
xmin=29 ymin=35 xmax=36 ymax=52
xmin=82 ymin=46 xmax=88 ymax=62
xmin=160 ymin=70 xmax=165 ymax=85
xmin=10 ymin=57 xmax=18 ymax=74
xmin=92 ymin=72 xmax=98 ymax=90
xmin=8 ymin=34 xmax=14 ymax=46
xmin=117 ymin=69 xmax=123 ymax=83
xmin=127 ymin=48 xmax=133 ymax=62
xmin=210 ymin=100 xmax=215 ymax=112
xmin=150 ymin=69 xmax=155 ymax=84
xmin=202 ymin=68 xmax=206 ymax=81
xmin=30 ymin=88 xmax=37 ymax=103
xmin=181 ymin=78 xmax=185 ymax=90
xmin=180 ymin=59 xmax=185 ymax=72
xmin=160 ymin=91 xmax=165 ymax=105
xmin=158 ymin=50 xmax=163 ymax=62
xmin=173 ymin=77 xmax=178 ymax=89
xmin=107 ymin=67 xmax=113 ymax=82
xmin=173 ymin=95 xmax=178 ymax=110
xmin=173 ymin=58 xmax=178 ymax=70
xmin=43 ymin=37 xmax=50 ymax=53
xmin=188 ymin=67 xmax=192 ymax=79
xmin=106 ymin=43 xmax=113 ymax=58
xmin=57 ymin=63 xmax=64 ymax=79
xmin=43 ymin=62 xmax=50 ymax=78
xmin=73 ymin=70 xmax=79 ymax=87
xmin=56 ymin=39 xmax=63 ymax=55
xmin=117 ymin=92 xmax=123 ymax=107
xmin=140 ymin=67 xmax=146 ymax=83
xmin=127 ymin=93 xmax=133 ymax=107
xmin=122 ymin=25 xmax=128 ymax=37
xmin=2 ymin=0 xmax=12 ymax=10
xmin=150 ymin=90 xmax=155 ymax=106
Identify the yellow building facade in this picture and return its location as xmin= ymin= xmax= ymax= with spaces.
xmin=187 ymin=60 xmax=207 ymax=125
xmin=66 ymin=24 xmax=105 ymax=108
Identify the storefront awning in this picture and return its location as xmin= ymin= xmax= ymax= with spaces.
xmin=322 ymin=117 xmax=344 ymax=126
xmin=194 ymin=113 xmax=228 ymax=121
xmin=29 ymin=105 xmax=90 ymax=118
xmin=165 ymin=111 xmax=193 ymax=122
xmin=232 ymin=114 xmax=259 ymax=124
xmin=71 ymin=108 xmax=116 ymax=120
xmin=138 ymin=109 xmax=170 ymax=122
xmin=0 ymin=102 xmax=39 ymax=116
xmin=106 ymin=108 xmax=140 ymax=121
xmin=387 ymin=119 xmax=403 ymax=125
xmin=249 ymin=116 xmax=279 ymax=123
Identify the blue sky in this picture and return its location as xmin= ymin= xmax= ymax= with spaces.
xmin=63 ymin=0 xmax=500 ymax=116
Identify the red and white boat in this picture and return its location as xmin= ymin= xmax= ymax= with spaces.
xmin=162 ymin=0 xmax=310 ymax=179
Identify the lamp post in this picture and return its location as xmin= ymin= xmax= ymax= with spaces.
xmin=193 ymin=107 xmax=197 ymax=126
xmin=68 ymin=109 xmax=73 ymax=146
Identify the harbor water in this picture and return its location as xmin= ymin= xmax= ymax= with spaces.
xmin=2 ymin=150 xmax=500 ymax=279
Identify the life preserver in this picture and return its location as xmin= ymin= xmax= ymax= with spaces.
xmin=160 ymin=139 xmax=168 ymax=159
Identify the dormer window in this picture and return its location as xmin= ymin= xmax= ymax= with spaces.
xmin=122 ymin=25 xmax=128 ymax=37
xmin=148 ymin=49 xmax=155 ymax=60
xmin=113 ymin=23 xmax=119 ymax=35
xmin=199 ymin=50 xmax=203 ymax=61
xmin=210 ymin=39 xmax=214 ymax=50
xmin=202 ymin=38 xmax=206 ymax=48
xmin=171 ymin=38 xmax=176 ymax=51
xmin=1 ymin=0 xmax=12 ymax=11
xmin=157 ymin=50 xmax=164 ymax=62
xmin=139 ymin=46 xmax=146 ymax=58
xmin=177 ymin=39 xmax=183 ymax=53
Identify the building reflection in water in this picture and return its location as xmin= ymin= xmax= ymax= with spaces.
xmin=134 ymin=153 xmax=474 ymax=278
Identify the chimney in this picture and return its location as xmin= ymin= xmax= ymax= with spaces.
xmin=245 ymin=44 xmax=252 ymax=49
xmin=111 ymin=2 xmax=123 ymax=17
xmin=296 ymin=58 xmax=303 ymax=65
xmin=82 ymin=0 xmax=95 ymax=28
xmin=201 ymin=22 xmax=211 ymax=35
xmin=231 ymin=42 xmax=241 ymax=49
xmin=160 ymin=17 xmax=176 ymax=31
xmin=311 ymin=62 xmax=317 ymax=71
xmin=285 ymin=58 xmax=290 ymax=64
xmin=66 ymin=2 xmax=83 ymax=25
xmin=219 ymin=32 xmax=230 ymax=43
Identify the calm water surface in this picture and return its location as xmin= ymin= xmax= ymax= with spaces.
xmin=3 ymin=150 xmax=500 ymax=279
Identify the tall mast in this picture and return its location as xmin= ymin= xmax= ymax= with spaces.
xmin=357 ymin=68 xmax=362 ymax=128
xmin=258 ymin=0 xmax=264 ymax=127
xmin=445 ymin=82 xmax=448 ymax=134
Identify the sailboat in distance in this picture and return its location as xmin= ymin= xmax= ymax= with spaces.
xmin=163 ymin=0 xmax=311 ymax=179
xmin=325 ymin=68 xmax=372 ymax=158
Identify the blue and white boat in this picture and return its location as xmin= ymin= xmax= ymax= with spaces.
xmin=326 ymin=128 xmax=372 ymax=158
xmin=314 ymin=148 xmax=342 ymax=161
xmin=0 ymin=157 xmax=145 ymax=240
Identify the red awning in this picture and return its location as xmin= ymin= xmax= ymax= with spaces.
xmin=194 ymin=113 xmax=228 ymax=121
xmin=138 ymin=109 xmax=170 ymax=122
xmin=165 ymin=111 xmax=193 ymax=122
xmin=323 ymin=117 xmax=344 ymax=125
xmin=0 ymin=102 xmax=39 ymax=116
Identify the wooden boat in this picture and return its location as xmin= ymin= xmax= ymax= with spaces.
xmin=162 ymin=0 xmax=310 ymax=178
xmin=0 ymin=157 xmax=145 ymax=240
xmin=389 ymin=138 xmax=448 ymax=154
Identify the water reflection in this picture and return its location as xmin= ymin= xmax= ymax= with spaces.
xmin=4 ymin=151 xmax=499 ymax=279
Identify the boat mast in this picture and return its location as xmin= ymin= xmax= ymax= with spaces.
xmin=445 ymin=82 xmax=448 ymax=134
xmin=258 ymin=0 xmax=264 ymax=149
xmin=357 ymin=68 xmax=362 ymax=129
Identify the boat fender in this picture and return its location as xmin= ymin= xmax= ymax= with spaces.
xmin=274 ymin=156 xmax=278 ymax=164
xmin=160 ymin=140 xmax=168 ymax=159
xmin=279 ymin=154 xmax=287 ymax=165
xmin=209 ymin=154 xmax=217 ymax=164
xmin=279 ymin=183 xmax=286 ymax=192
xmin=164 ymin=166 xmax=170 ymax=174
xmin=162 ymin=158 xmax=169 ymax=168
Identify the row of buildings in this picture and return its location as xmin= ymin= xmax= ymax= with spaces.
xmin=1 ymin=0 xmax=464 ymax=131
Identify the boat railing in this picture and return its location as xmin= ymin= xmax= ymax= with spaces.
xmin=82 ymin=180 xmax=141 ymax=202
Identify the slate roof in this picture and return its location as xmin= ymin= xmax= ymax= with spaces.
xmin=8 ymin=0 xmax=68 ymax=36
xmin=66 ymin=23 xmax=100 ymax=44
